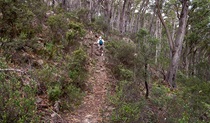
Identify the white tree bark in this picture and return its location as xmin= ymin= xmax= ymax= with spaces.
xmin=166 ymin=0 xmax=189 ymax=88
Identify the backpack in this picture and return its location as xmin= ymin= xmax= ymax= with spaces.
xmin=99 ymin=39 xmax=103 ymax=45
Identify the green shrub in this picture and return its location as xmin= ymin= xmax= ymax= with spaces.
xmin=66 ymin=21 xmax=86 ymax=46
xmin=47 ymin=14 xmax=68 ymax=33
xmin=110 ymin=93 xmax=144 ymax=122
xmin=119 ymin=67 xmax=133 ymax=81
xmin=106 ymin=40 xmax=135 ymax=68
xmin=92 ymin=16 xmax=109 ymax=32
xmin=106 ymin=40 xmax=144 ymax=122
xmin=43 ymin=42 xmax=58 ymax=59
xmin=33 ymin=64 xmax=63 ymax=97
xmin=47 ymin=13 xmax=68 ymax=42
xmin=0 ymin=0 xmax=36 ymax=38
xmin=109 ymin=80 xmax=145 ymax=123
xmin=47 ymin=84 xmax=62 ymax=101
xmin=61 ymin=84 xmax=84 ymax=110
xmin=111 ymin=102 xmax=142 ymax=123
xmin=68 ymin=48 xmax=88 ymax=89
xmin=181 ymin=78 xmax=210 ymax=122
xmin=145 ymin=79 xmax=210 ymax=123
xmin=0 ymin=58 xmax=39 ymax=122
xmin=148 ymin=83 xmax=184 ymax=122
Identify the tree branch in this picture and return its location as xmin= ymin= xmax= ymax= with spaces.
xmin=0 ymin=68 xmax=25 ymax=73
xmin=174 ymin=3 xmax=180 ymax=19
xmin=156 ymin=0 xmax=174 ymax=53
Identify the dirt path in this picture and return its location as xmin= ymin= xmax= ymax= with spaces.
xmin=64 ymin=33 xmax=112 ymax=123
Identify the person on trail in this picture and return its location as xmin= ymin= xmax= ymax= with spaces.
xmin=96 ymin=36 xmax=105 ymax=56
xmin=97 ymin=36 xmax=104 ymax=50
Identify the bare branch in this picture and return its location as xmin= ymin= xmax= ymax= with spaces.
xmin=174 ymin=3 xmax=180 ymax=19
xmin=0 ymin=68 xmax=25 ymax=73
xmin=156 ymin=0 xmax=174 ymax=52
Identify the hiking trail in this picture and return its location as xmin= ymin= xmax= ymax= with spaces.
xmin=64 ymin=32 xmax=114 ymax=123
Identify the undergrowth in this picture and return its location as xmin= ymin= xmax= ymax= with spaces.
xmin=0 ymin=1 xmax=88 ymax=122
xmin=0 ymin=58 xmax=39 ymax=122
xmin=106 ymin=39 xmax=210 ymax=123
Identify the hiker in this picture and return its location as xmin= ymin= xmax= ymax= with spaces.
xmin=96 ymin=36 xmax=105 ymax=56
xmin=97 ymin=36 xmax=104 ymax=50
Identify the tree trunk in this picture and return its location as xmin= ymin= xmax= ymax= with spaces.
xmin=156 ymin=0 xmax=174 ymax=57
xmin=135 ymin=0 xmax=147 ymax=32
xmin=110 ymin=2 xmax=116 ymax=30
xmin=119 ymin=0 xmax=127 ymax=34
xmin=145 ymin=63 xmax=149 ymax=99
xmin=155 ymin=18 xmax=161 ymax=64
xmin=166 ymin=0 xmax=189 ymax=88
xmin=62 ymin=0 xmax=66 ymax=10
xmin=88 ymin=0 xmax=92 ymax=23
xmin=130 ymin=9 xmax=135 ymax=33
xmin=116 ymin=2 xmax=121 ymax=31
xmin=149 ymin=6 xmax=157 ymax=35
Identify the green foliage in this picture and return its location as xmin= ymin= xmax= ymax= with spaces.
xmin=66 ymin=21 xmax=86 ymax=46
xmin=34 ymin=58 xmax=86 ymax=111
xmin=43 ymin=42 xmax=59 ymax=59
xmin=111 ymin=102 xmax=142 ymax=123
xmin=72 ymin=8 xmax=90 ymax=24
xmin=61 ymin=84 xmax=84 ymax=110
xmin=35 ymin=65 xmax=57 ymax=88
xmin=185 ymin=0 xmax=210 ymax=81
xmin=106 ymin=40 xmax=135 ymax=68
xmin=107 ymin=40 xmax=145 ymax=122
xmin=142 ymin=78 xmax=210 ymax=123
xmin=47 ymin=13 xmax=68 ymax=42
xmin=47 ymin=14 xmax=68 ymax=32
xmin=0 ymin=0 xmax=47 ymax=59
xmin=68 ymin=48 xmax=88 ymax=89
xmin=0 ymin=0 xmax=86 ymax=121
xmin=0 ymin=0 xmax=45 ymax=38
xmin=109 ymin=80 xmax=144 ymax=123
xmin=0 ymin=58 xmax=39 ymax=122
xmin=181 ymin=78 xmax=210 ymax=122
xmin=47 ymin=84 xmax=62 ymax=101
xmin=91 ymin=16 xmax=109 ymax=32
xmin=119 ymin=67 xmax=133 ymax=81
xmin=146 ymin=83 xmax=184 ymax=122
xmin=137 ymin=29 xmax=158 ymax=60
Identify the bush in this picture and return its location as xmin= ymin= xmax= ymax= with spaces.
xmin=147 ymin=83 xmax=185 ymax=122
xmin=47 ymin=84 xmax=62 ymax=101
xmin=68 ymin=48 xmax=88 ymax=89
xmin=61 ymin=84 xmax=84 ymax=110
xmin=0 ymin=58 xmax=39 ymax=122
xmin=106 ymin=40 xmax=145 ymax=122
xmin=111 ymin=102 xmax=142 ymax=123
xmin=110 ymin=80 xmax=144 ymax=123
xmin=66 ymin=21 xmax=86 ymax=46
xmin=119 ymin=67 xmax=133 ymax=81
xmin=47 ymin=13 xmax=68 ymax=42
xmin=181 ymin=78 xmax=210 ymax=122
xmin=42 ymin=42 xmax=58 ymax=59
xmin=106 ymin=40 xmax=135 ymax=68
xmin=34 ymin=58 xmax=86 ymax=111
xmin=34 ymin=65 xmax=57 ymax=93
xmin=55 ymin=48 xmax=88 ymax=111
xmin=47 ymin=14 xmax=68 ymax=33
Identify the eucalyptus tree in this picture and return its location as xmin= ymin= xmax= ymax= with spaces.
xmin=156 ymin=0 xmax=189 ymax=88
